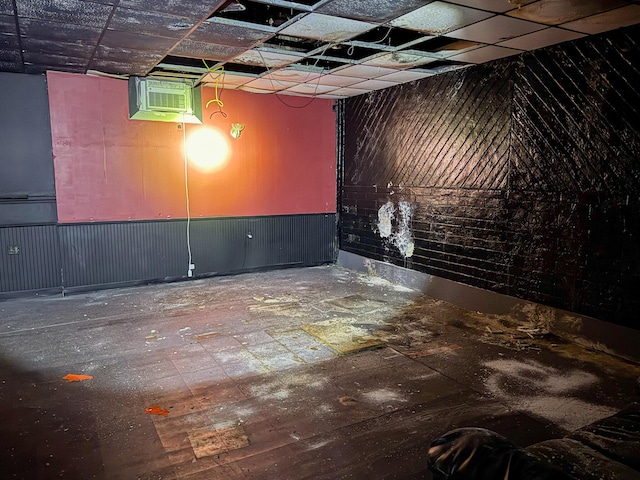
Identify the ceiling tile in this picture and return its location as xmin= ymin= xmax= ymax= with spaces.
xmin=171 ymin=40 xmax=245 ymax=61
xmin=243 ymin=77 xmax=297 ymax=91
xmin=362 ymin=50 xmax=439 ymax=68
xmin=94 ymin=45 xmax=164 ymax=64
xmin=348 ymin=78 xmax=398 ymax=90
xmin=284 ymin=82 xmax=339 ymax=95
xmin=447 ymin=15 xmax=546 ymax=43
xmin=507 ymin=0 xmax=628 ymax=25
xmin=109 ymin=8 xmax=196 ymax=38
xmin=90 ymin=59 xmax=152 ymax=76
xmin=0 ymin=47 xmax=20 ymax=62
xmin=314 ymin=74 xmax=364 ymax=87
xmin=0 ymin=33 xmax=18 ymax=50
xmin=238 ymin=85 xmax=278 ymax=94
xmin=232 ymin=48 xmax=304 ymax=68
xmin=0 ymin=60 xmax=23 ymax=73
xmin=448 ymin=44 xmax=522 ymax=63
xmin=23 ymin=51 xmax=88 ymax=69
xmin=445 ymin=0 xmax=536 ymax=13
xmin=22 ymin=37 xmax=94 ymax=58
xmin=376 ymin=69 xmax=435 ymax=82
xmin=333 ymin=64 xmax=399 ymax=78
xmin=316 ymin=93 xmax=349 ymax=99
xmin=0 ymin=14 xmax=16 ymax=34
xmin=262 ymin=67 xmax=321 ymax=83
xmin=390 ymin=1 xmax=494 ymax=35
xmin=279 ymin=13 xmax=376 ymax=42
xmin=328 ymin=86 xmax=370 ymax=97
xmin=0 ymin=2 xmax=14 ymax=15
xmin=189 ymin=19 xmax=274 ymax=47
xmin=561 ymin=5 xmax=640 ymax=34
xmin=16 ymin=0 xmax=112 ymax=27
xmin=119 ymin=0 xmax=220 ymax=19
xmin=101 ymin=30 xmax=177 ymax=51
xmin=498 ymin=27 xmax=585 ymax=50
xmin=316 ymin=0 xmax=434 ymax=24
xmin=19 ymin=18 xmax=102 ymax=43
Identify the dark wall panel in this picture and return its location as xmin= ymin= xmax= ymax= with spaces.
xmin=0 ymin=225 xmax=60 ymax=293
xmin=345 ymin=62 xmax=511 ymax=190
xmin=340 ymin=25 xmax=640 ymax=328
xmin=0 ymin=72 xmax=56 ymax=225
xmin=59 ymin=214 xmax=336 ymax=290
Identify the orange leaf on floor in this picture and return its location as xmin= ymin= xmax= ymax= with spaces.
xmin=145 ymin=405 xmax=169 ymax=417
xmin=62 ymin=373 xmax=93 ymax=382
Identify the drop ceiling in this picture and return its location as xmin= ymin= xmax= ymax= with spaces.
xmin=1 ymin=0 xmax=639 ymax=98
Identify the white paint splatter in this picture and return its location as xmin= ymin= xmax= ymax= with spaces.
xmin=394 ymin=201 xmax=415 ymax=258
xmin=376 ymin=200 xmax=415 ymax=258
xmin=377 ymin=201 xmax=395 ymax=238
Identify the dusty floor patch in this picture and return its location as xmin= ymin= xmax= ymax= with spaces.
xmin=301 ymin=318 xmax=386 ymax=354
xmin=188 ymin=426 xmax=250 ymax=459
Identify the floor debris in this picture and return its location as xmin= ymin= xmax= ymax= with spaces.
xmin=145 ymin=405 xmax=169 ymax=417
xmin=188 ymin=426 xmax=250 ymax=458
xmin=62 ymin=374 xmax=93 ymax=382
xmin=301 ymin=318 xmax=386 ymax=354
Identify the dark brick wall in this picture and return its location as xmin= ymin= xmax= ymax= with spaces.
xmin=340 ymin=25 xmax=640 ymax=328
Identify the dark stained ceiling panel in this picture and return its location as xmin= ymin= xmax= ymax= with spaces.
xmin=21 ymin=37 xmax=94 ymax=58
xmin=100 ymin=30 xmax=177 ymax=51
xmin=0 ymin=0 xmax=638 ymax=97
xmin=23 ymin=52 xmax=88 ymax=71
xmin=316 ymin=0 xmax=433 ymax=24
xmin=189 ymin=20 xmax=274 ymax=47
xmin=19 ymin=18 xmax=102 ymax=43
xmin=109 ymin=8 xmax=196 ymax=37
xmin=0 ymin=1 xmax=14 ymax=15
xmin=15 ymin=0 xmax=112 ymax=27
xmin=171 ymin=39 xmax=246 ymax=61
xmin=0 ymin=14 xmax=16 ymax=33
xmin=119 ymin=0 xmax=223 ymax=19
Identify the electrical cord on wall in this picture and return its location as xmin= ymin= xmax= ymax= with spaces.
xmin=182 ymin=117 xmax=194 ymax=278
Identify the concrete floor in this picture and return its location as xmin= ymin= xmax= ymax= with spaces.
xmin=1 ymin=265 xmax=638 ymax=479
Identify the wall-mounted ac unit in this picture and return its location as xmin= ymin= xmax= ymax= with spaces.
xmin=128 ymin=77 xmax=202 ymax=124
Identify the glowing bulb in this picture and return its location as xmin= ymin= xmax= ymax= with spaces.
xmin=186 ymin=128 xmax=230 ymax=172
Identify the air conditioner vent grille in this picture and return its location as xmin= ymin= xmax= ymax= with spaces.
xmin=148 ymin=92 xmax=186 ymax=110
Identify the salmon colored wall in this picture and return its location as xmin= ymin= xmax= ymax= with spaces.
xmin=47 ymin=71 xmax=336 ymax=223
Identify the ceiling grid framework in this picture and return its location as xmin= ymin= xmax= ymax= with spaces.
xmin=0 ymin=0 xmax=638 ymax=97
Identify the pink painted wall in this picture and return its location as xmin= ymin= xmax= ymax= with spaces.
xmin=47 ymin=71 xmax=336 ymax=223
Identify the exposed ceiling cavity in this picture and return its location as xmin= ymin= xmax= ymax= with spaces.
xmin=0 ymin=0 xmax=638 ymax=98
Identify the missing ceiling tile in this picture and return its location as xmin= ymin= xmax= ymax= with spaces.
xmin=209 ymin=0 xmax=305 ymax=28
xmin=298 ymin=57 xmax=349 ymax=72
xmin=350 ymin=26 xmax=429 ymax=48
xmin=320 ymin=44 xmax=381 ymax=61
xmin=221 ymin=61 xmax=269 ymax=75
xmin=264 ymin=34 xmax=326 ymax=54
xmin=411 ymin=37 xmax=479 ymax=54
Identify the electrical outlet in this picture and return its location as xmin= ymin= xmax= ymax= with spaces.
xmin=187 ymin=270 xmax=193 ymax=278
xmin=189 ymin=263 xmax=195 ymax=270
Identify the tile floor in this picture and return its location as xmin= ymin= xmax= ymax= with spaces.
xmin=0 ymin=265 xmax=638 ymax=479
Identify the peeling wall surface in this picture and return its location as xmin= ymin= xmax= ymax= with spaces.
xmin=340 ymin=25 xmax=640 ymax=329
